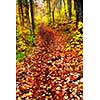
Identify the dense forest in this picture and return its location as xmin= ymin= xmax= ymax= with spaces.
xmin=16 ymin=0 xmax=83 ymax=99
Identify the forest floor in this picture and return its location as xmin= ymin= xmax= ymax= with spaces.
xmin=16 ymin=23 xmax=83 ymax=100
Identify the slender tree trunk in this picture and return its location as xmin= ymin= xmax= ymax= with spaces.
xmin=17 ymin=2 xmax=21 ymax=25
xmin=25 ymin=0 xmax=30 ymax=24
xmin=25 ymin=0 xmax=32 ymax=34
xmin=59 ymin=0 xmax=62 ymax=12
xmin=59 ymin=0 xmax=62 ymax=17
xmin=74 ymin=0 xmax=83 ymax=26
xmin=48 ymin=0 xmax=51 ymax=24
xmin=63 ymin=0 xmax=67 ymax=18
xmin=18 ymin=0 xmax=24 ymax=26
xmin=67 ymin=0 xmax=72 ymax=22
xmin=29 ymin=0 xmax=35 ymax=34
xmin=74 ymin=0 xmax=78 ymax=26
xmin=78 ymin=0 xmax=83 ymax=22
xmin=52 ymin=8 xmax=55 ymax=24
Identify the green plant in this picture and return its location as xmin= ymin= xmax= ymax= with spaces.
xmin=16 ymin=28 xmax=35 ymax=62
xmin=16 ymin=52 xmax=25 ymax=62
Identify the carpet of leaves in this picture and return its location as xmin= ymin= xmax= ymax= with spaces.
xmin=16 ymin=24 xmax=83 ymax=100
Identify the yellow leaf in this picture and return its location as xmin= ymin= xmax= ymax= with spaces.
xmin=78 ymin=21 xmax=83 ymax=29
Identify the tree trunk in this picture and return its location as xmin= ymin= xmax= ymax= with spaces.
xmin=78 ymin=0 xmax=83 ymax=22
xmin=59 ymin=0 xmax=62 ymax=12
xmin=74 ymin=0 xmax=83 ymax=26
xmin=29 ymin=0 xmax=35 ymax=34
xmin=67 ymin=0 xmax=72 ymax=22
xmin=25 ymin=0 xmax=32 ymax=35
xmin=52 ymin=8 xmax=55 ymax=24
xmin=48 ymin=0 xmax=51 ymax=24
xmin=17 ymin=2 xmax=21 ymax=25
xmin=63 ymin=0 xmax=67 ymax=18
xmin=59 ymin=0 xmax=62 ymax=17
xmin=18 ymin=0 xmax=24 ymax=26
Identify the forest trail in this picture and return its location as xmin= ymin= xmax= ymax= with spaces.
xmin=16 ymin=24 xmax=83 ymax=100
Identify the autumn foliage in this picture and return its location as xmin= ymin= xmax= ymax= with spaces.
xmin=16 ymin=0 xmax=83 ymax=99
xmin=16 ymin=23 xmax=83 ymax=100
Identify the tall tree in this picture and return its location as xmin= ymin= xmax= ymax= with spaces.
xmin=59 ymin=0 xmax=62 ymax=15
xmin=78 ymin=0 xmax=83 ymax=22
xmin=17 ymin=2 xmax=21 ymax=25
xmin=52 ymin=7 xmax=55 ymax=24
xmin=48 ymin=0 xmax=51 ymax=24
xmin=63 ymin=0 xmax=67 ymax=18
xmin=29 ymin=0 xmax=35 ymax=34
xmin=51 ymin=0 xmax=57 ymax=24
xmin=74 ymin=0 xmax=83 ymax=26
xmin=67 ymin=0 xmax=72 ymax=22
xmin=51 ymin=0 xmax=61 ymax=24
xmin=18 ymin=0 xmax=24 ymax=26
xmin=25 ymin=0 xmax=32 ymax=34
